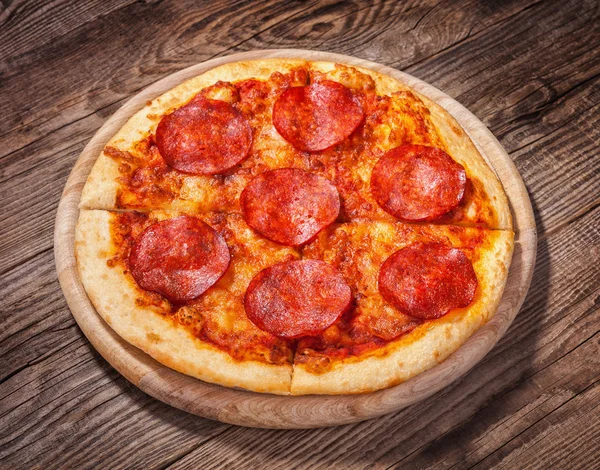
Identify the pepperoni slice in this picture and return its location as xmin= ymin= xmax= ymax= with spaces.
xmin=129 ymin=216 xmax=230 ymax=304
xmin=272 ymin=80 xmax=364 ymax=152
xmin=371 ymin=145 xmax=467 ymax=221
xmin=155 ymin=98 xmax=252 ymax=175
xmin=244 ymin=260 xmax=352 ymax=338
xmin=378 ymin=243 xmax=477 ymax=320
xmin=240 ymin=168 xmax=340 ymax=246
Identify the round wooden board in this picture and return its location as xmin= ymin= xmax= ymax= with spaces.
xmin=54 ymin=49 xmax=537 ymax=429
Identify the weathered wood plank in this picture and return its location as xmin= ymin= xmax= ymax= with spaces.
xmin=0 ymin=335 xmax=229 ymax=468
xmin=0 ymin=249 xmax=75 ymax=384
xmin=0 ymin=155 xmax=71 ymax=275
xmin=352 ymin=0 xmax=543 ymax=68
xmin=406 ymin=0 xmax=600 ymax=121
xmin=0 ymin=0 xmax=137 ymax=60
xmin=228 ymin=0 xmax=540 ymax=60
xmin=484 ymin=378 xmax=600 ymax=470
xmin=510 ymin=99 xmax=600 ymax=236
xmin=0 ymin=117 xmax=106 ymax=275
xmin=390 ymin=331 xmax=600 ymax=469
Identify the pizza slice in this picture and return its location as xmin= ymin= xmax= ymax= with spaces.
xmin=309 ymin=62 xmax=512 ymax=229
xmin=79 ymin=59 xmax=327 ymax=214
xmin=79 ymin=60 xmax=511 ymax=230
xmin=75 ymin=209 xmax=300 ymax=394
xmin=294 ymin=220 xmax=514 ymax=394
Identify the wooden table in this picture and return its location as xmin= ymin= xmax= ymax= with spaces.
xmin=1 ymin=0 xmax=598 ymax=468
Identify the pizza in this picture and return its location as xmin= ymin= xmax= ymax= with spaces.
xmin=75 ymin=58 xmax=514 ymax=395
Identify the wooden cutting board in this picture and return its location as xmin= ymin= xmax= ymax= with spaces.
xmin=53 ymin=49 xmax=537 ymax=429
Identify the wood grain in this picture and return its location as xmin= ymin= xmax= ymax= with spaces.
xmin=1 ymin=0 xmax=598 ymax=467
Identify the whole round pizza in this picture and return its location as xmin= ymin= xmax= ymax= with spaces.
xmin=76 ymin=58 xmax=514 ymax=395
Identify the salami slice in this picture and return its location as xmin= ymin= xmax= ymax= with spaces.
xmin=378 ymin=243 xmax=477 ymax=320
xmin=272 ymin=80 xmax=364 ymax=152
xmin=244 ymin=259 xmax=352 ymax=338
xmin=155 ymin=98 xmax=252 ymax=175
xmin=129 ymin=216 xmax=230 ymax=304
xmin=371 ymin=145 xmax=467 ymax=221
xmin=241 ymin=168 xmax=340 ymax=246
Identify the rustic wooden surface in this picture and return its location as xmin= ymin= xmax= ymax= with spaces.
xmin=1 ymin=0 xmax=598 ymax=467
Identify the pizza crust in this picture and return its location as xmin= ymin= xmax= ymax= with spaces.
xmin=291 ymin=227 xmax=514 ymax=395
xmin=75 ymin=209 xmax=293 ymax=395
xmin=420 ymin=96 xmax=512 ymax=230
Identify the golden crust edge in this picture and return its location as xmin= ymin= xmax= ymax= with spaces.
xmin=420 ymin=95 xmax=513 ymax=230
xmin=290 ymin=229 xmax=514 ymax=395
xmin=75 ymin=209 xmax=293 ymax=395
